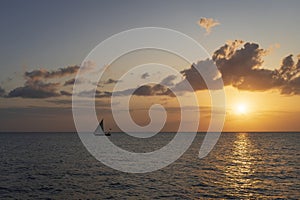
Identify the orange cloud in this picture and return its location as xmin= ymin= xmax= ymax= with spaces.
xmin=197 ymin=17 xmax=220 ymax=34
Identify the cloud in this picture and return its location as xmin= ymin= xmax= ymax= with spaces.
xmin=74 ymin=42 xmax=300 ymax=98
xmin=110 ymin=84 xmax=175 ymax=97
xmin=165 ymin=40 xmax=299 ymax=95
xmin=25 ymin=65 xmax=79 ymax=80
xmin=280 ymin=76 xmax=300 ymax=95
xmin=132 ymin=84 xmax=175 ymax=97
xmin=213 ymin=41 xmax=269 ymax=88
xmin=64 ymin=78 xmax=75 ymax=86
xmin=0 ymin=86 xmax=5 ymax=97
xmin=60 ymin=90 xmax=72 ymax=96
xmin=104 ymin=78 xmax=119 ymax=84
xmin=276 ymin=55 xmax=300 ymax=95
xmin=276 ymin=54 xmax=297 ymax=81
xmin=78 ymin=89 xmax=112 ymax=98
xmin=175 ymin=59 xmax=222 ymax=92
xmin=5 ymin=41 xmax=300 ymax=99
xmin=8 ymin=65 xmax=79 ymax=98
xmin=141 ymin=72 xmax=150 ymax=79
xmin=78 ymin=84 xmax=175 ymax=99
xmin=160 ymin=75 xmax=177 ymax=86
xmin=212 ymin=40 xmax=244 ymax=61
xmin=213 ymin=41 xmax=300 ymax=93
xmin=8 ymin=81 xmax=60 ymax=98
xmin=198 ymin=17 xmax=220 ymax=34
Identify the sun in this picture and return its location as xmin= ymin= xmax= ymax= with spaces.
xmin=235 ymin=103 xmax=248 ymax=115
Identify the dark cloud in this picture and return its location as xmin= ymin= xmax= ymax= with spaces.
xmin=141 ymin=72 xmax=150 ymax=79
xmin=64 ymin=78 xmax=75 ymax=86
xmin=160 ymin=75 xmax=177 ymax=86
xmin=212 ymin=40 xmax=244 ymax=61
xmin=7 ymin=65 xmax=80 ymax=98
xmin=163 ymin=41 xmax=300 ymax=96
xmin=232 ymin=69 xmax=278 ymax=91
xmin=99 ymin=84 xmax=174 ymax=97
xmin=133 ymin=84 xmax=175 ymax=97
xmin=104 ymin=78 xmax=119 ymax=84
xmin=25 ymin=65 xmax=79 ymax=80
xmin=8 ymin=81 xmax=60 ymax=98
xmin=276 ymin=55 xmax=300 ymax=95
xmin=213 ymin=41 xmax=300 ymax=94
xmin=175 ymin=59 xmax=222 ymax=92
xmin=78 ymin=89 xmax=112 ymax=98
xmin=275 ymin=54 xmax=300 ymax=81
xmin=60 ymin=90 xmax=72 ymax=96
xmin=96 ymin=91 xmax=113 ymax=98
xmin=280 ymin=76 xmax=300 ymax=95
xmin=214 ymin=42 xmax=268 ymax=87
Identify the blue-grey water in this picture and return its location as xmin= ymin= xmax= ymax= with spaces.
xmin=0 ymin=132 xmax=299 ymax=199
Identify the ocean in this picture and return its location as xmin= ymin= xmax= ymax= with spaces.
xmin=0 ymin=132 xmax=299 ymax=199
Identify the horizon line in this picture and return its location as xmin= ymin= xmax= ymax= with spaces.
xmin=1 ymin=131 xmax=300 ymax=134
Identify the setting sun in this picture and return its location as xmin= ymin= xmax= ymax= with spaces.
xmin=235 ymin=103 xmax=248 ymax=115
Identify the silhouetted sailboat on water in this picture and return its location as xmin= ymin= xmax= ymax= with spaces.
xmin=94 ymin=119 xmax=111 ymax=136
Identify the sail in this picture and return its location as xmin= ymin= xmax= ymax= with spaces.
xmin=94 ymin=119 xmax=104 ymax=135
xmin=94 ymin=119 xmax=111 ymax=136
xmin=100 ymin=119 xmax=104 ymax=132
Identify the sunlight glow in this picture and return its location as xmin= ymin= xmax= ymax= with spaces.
xmin=235 ymin=103 xmax=248 ymax=115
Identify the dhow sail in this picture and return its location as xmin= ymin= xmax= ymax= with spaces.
xmin=94 ymin=119 xmax=111 ymax=136
xmin=94 ymin=119 xmax=104 ymax=135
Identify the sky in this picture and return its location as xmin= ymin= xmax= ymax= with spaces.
xmin=0 ymin=0 xmax=300 ymax=132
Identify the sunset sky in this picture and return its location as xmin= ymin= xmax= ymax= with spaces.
xmin=0 ymin=0 xmax=300 ymax=132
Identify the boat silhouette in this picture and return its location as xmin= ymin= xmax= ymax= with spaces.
xmin=94 ymin=119 xmax=111 ymax=136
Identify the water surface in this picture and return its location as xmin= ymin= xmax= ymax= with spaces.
xmin=0 ymin=132 xmax=299 ymax=199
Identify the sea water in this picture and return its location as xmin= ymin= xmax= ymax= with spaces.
xmin=0 ymin=132 xmax=299 ymax=199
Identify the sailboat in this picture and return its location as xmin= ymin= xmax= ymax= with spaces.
xmin=94 ymin=119 xmax=111 ymax=136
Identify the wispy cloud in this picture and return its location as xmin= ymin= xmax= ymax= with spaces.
xmin=197 ymin=17 xmax=220 ymax=35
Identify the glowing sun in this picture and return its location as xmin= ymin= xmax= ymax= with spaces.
xmin=235 ymin=103 xmax=248 ymax=115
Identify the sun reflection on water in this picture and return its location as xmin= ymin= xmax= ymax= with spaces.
xmin=185 ymin=133 xmax=298 ymax=198
xmin=225 ymin=132 xmax=256 ymax=194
